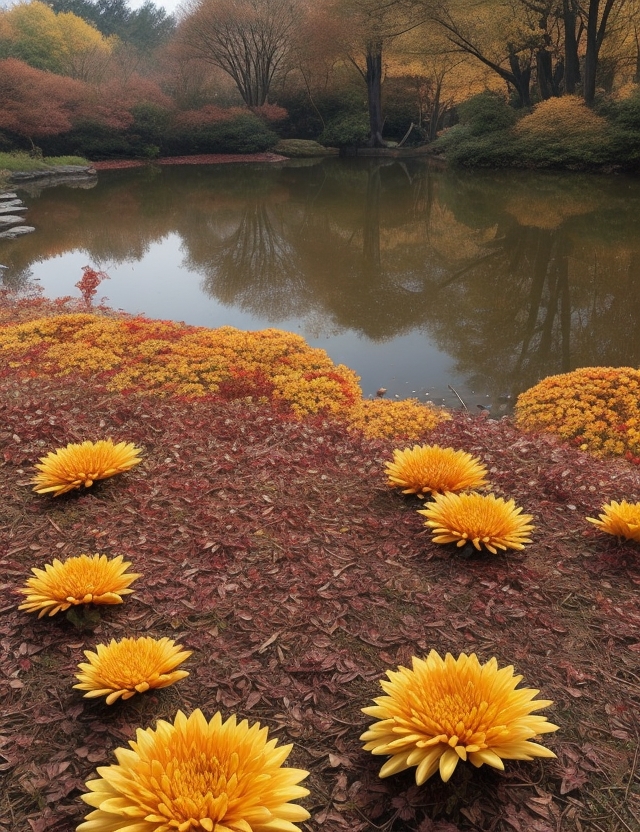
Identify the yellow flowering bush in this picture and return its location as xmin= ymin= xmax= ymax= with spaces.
xmin=513 ymin=96 xmax=609 ymax=142
xmin=515 ymin=367 xmax=640 ymax=461
xmin=0 ymin=314 xmax=361 ymax=418
xmin=347 ymin=399 xmax=451 ymax=440
xmin=0 ymin=312 xmax=451 ymax=437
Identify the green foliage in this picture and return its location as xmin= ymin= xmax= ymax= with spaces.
xmin=273 ymin=139 xmax=337 ymax=157
xmin=275 ymin=84 xmax=365 ymax=141
xmin=457 ymin=91 xmax=517 ymax=135
xmin=611 ymin=87 xmax=640 ymax=133
xmin=130 ymin=103 xmax=172 ymax=147
xmin=164 ymin=114 xmax=279 ymax=156
xmin=49 ymin=0 xmax=175 ymax=51
xmin=40 ymin=119 xmax=134 ymax=159
xmin=0 ymin=151 xmax=89 ymax=170
xmin=318 ymin=113 xmax=370 ymax=148
xmin=433 ymin=126 xmax=519 ymax=167
xmin=381 ymin=77 xmax=421 ymax=143
xmin=433 ymin=92 xmax=640 ymax=170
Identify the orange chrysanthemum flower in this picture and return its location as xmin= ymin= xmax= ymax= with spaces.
xmin=586 ymin=500 xmax=640 ymax=542
xmin=17 ymin=554 xmax=140 ymax=618
xmin=78 ymin=708 xmax=310 ymax=832
xmin=31 ymin=439 xmax=142 ymax=496
xmin=419 ymin=492 xmax=534 ymax=554
xmin=74 ymin=636 xmax=192 ymax=704
xmin=361 ymin=651 xmax=558 ymax=784
xmin=385 ymin=444 xmax=489 ymax=497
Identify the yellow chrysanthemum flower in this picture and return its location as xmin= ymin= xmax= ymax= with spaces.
xmin=361 ymin=651 xmax=558 ymax=785
xmin=78 ymin=708 xmax=311 ymax=832
xmin=418 ymin=492 xmax=534 ymax=554
xmin=17 ymin=554 xmax=141 ymax=618
xmin=31 ymin=439 xmax=142 ymax=496
xmin=586 ymin=500 xmax=640 ymax=543
xmin=385 ymin=444 xmax=489 ymax=497
xmin=74 ymin=636 xmax=192 ymax=705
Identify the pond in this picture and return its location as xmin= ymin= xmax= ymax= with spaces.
xmin=2 ymin=158 xmax=640 ymax=414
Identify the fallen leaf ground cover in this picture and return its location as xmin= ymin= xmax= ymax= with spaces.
xmin=0 ymin=311 xmax=639 ymax=832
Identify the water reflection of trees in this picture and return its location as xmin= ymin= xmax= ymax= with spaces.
xmin=3 ymin=161 xmax=640 ymax=400
xmin=428 ymin=171 xmax=640 ymax=399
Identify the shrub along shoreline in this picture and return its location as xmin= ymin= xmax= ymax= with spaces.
xmin=432 ymin=91 xmax=640 ymax=172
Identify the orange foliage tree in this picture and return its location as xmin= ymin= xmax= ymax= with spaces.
xmin=0 ymin=57 xmax=86 ymax=148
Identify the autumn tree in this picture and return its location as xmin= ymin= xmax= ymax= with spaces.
xmin=157 ymin=39 xmax=236 ymax=109
xmin=432 ymin=0 xmax=537 ymax=107
xmin=334 ymin=0 xmax=431 ymax=146
xmin=50 ymin=0 xmax=176 ymax=52
xmin=0 ymin=0 xmax=114 ymax=79
xmin=179 ymin=0 xmax=302 ymax=107
xmin=386 ymin=24 xmax=483 ymax=141
xmin=285 ymin=2 xmax=345 ymax=129
xmin=0 ymin=57 xmax=85 ymax=148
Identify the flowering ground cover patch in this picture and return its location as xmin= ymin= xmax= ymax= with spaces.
xmin=1 ymin=375 xmax=639 ymax=832
xmin=0 ymin=299 xmax=639 ymax=832
xmin=0 ymin=294 xmax=449 ymax=437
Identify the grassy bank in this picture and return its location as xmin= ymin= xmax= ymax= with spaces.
xmin=0 ymin=152 xmax=91 ymax=173
xmin=0 ymin=297 xmax=638 ymax=832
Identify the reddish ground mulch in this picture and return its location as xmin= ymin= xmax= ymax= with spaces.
xmin=0 ymin=375 xmax=639 ymax=832
xmin=91 ymin=153 xmax=288 ymax=171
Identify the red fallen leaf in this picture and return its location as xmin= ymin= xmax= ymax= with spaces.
xmin=245 ymin=690 xmax=261 ymax=709
xmin=391 ymin=794 xmax=416 ymax=821
xmin=560 ymin=767 xmax=589 ymax=794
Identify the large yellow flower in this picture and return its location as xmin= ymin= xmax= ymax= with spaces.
xmin=31 ymin=439 xmax=142 ymax=496
xmin=361 ymin=651 xmax=558 ymax=785
xmin=418 ymin=492 xmax=534 ymax=554
xmin=17 ymin=554 xmax=141 ymax=618
xmin=74 ymin=636 xmax=192 ymax=705
xmin=78 ymin=708 xmax=311 ymax=832
xmin=586 ymin=500 xmax=640 ymax=542
xmin=385 ymin=444 xmax=488 ymax=497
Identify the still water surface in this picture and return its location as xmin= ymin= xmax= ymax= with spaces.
xmin=2 ymin=159 xmax=640 ymax=412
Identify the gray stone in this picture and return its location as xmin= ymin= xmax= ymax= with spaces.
xmin=0 ymin=204 xmax=26 ymax=214
xmin=0 ymin=225 xmax=35 ymax=238
xmin=0 ymin=192 xmax=18 ymax=200
xmin=8 ymin=165 xmax=96 ymax=183
xmin=0 ymin=215 xmax=26 ymax=225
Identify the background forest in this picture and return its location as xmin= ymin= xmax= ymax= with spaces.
xmin=1 ymin=0 xmax=640 ymax=167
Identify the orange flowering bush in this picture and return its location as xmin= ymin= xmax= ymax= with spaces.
xmin=0 ymin=309 xmax=451 ymax=438
xmin=347 ymin=399 xmax=450 ymax=440
xmin=0 ymin=314 xmax=362 ymax=418
xmin=515 ymin=367 xmax=640 ymax=461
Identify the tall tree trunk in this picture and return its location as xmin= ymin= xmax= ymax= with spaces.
xmin=508 ymin=52 xmax=531 ymax=107
xmin=563 ymin=0 xmax=581 ymax=94
xmin=584 ymin=0 xmax=616 ymax=105
xmin=366 ymin=41 xmax=386 ymax=147
xmin=536 ymin=48 xmax=555 ymax=99
xmin=583 ymin=0 xmax=600 ymax=104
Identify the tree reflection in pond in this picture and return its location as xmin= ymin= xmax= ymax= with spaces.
xmin=3 ymin=160 xmax=640 ymax=406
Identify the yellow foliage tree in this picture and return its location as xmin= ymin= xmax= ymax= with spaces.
xmin=0 ymin=1 xmax=113 ymax=79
